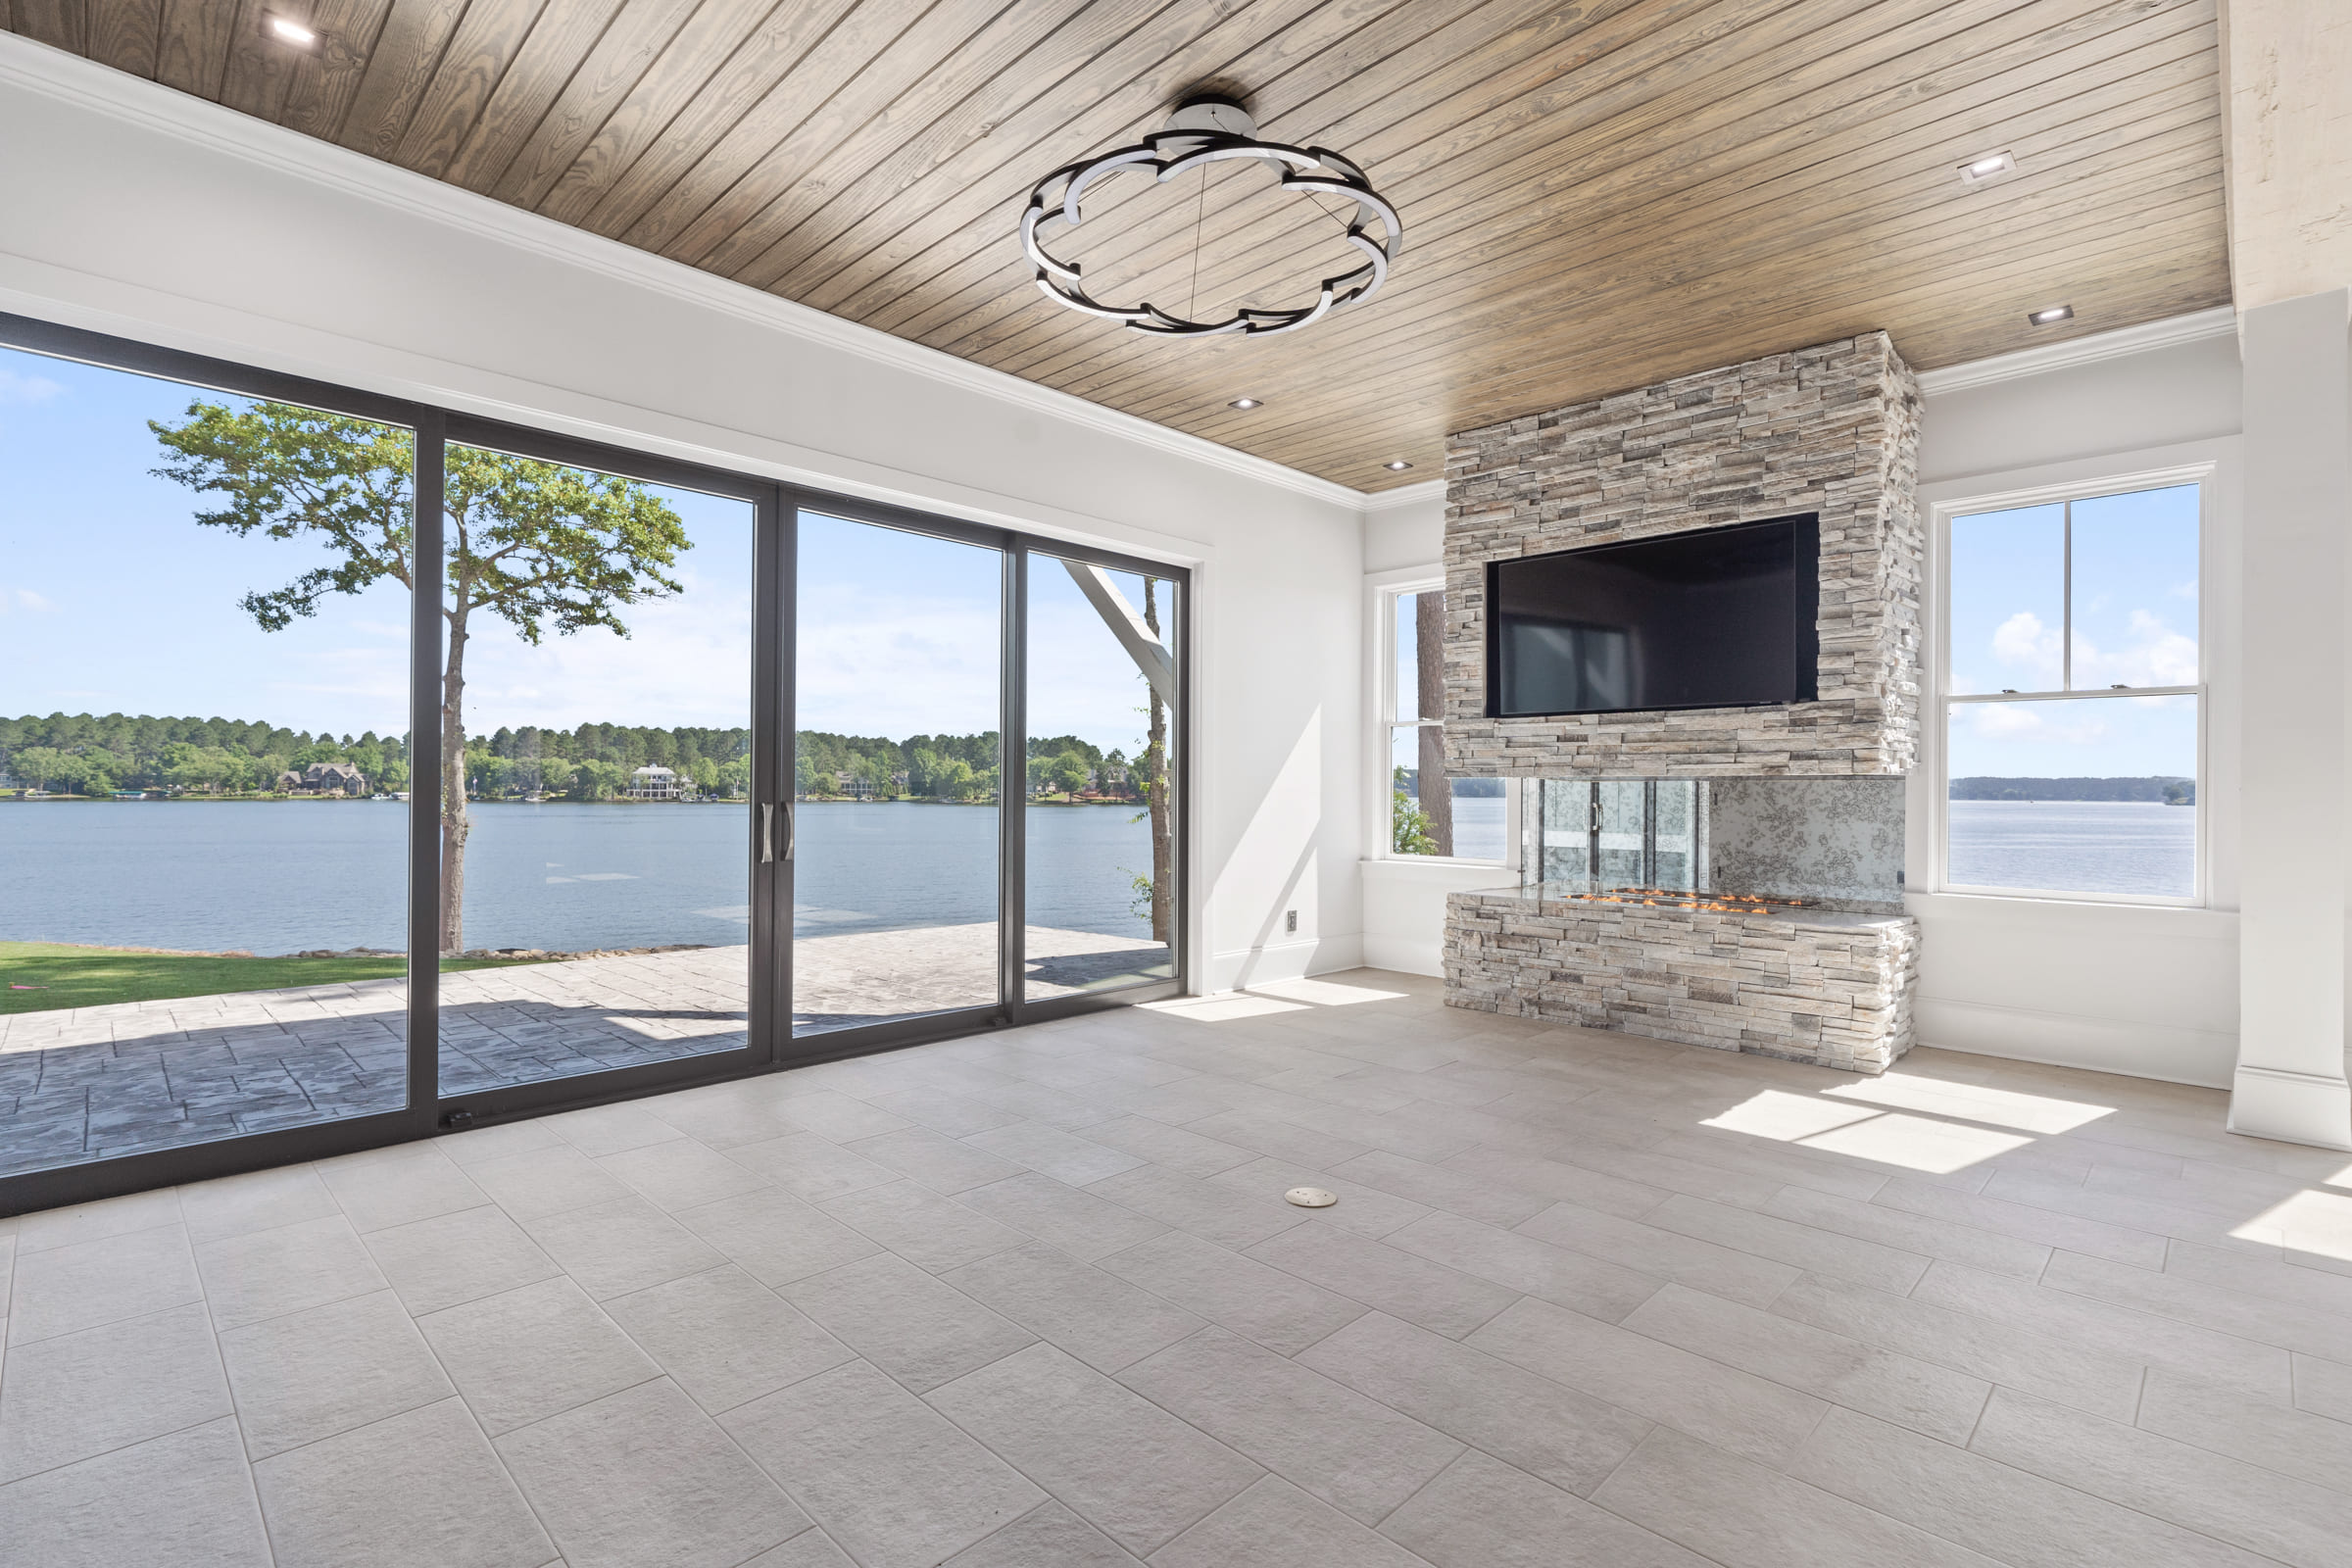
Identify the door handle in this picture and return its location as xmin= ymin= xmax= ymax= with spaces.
xmin=760 ymin=804 xmax=776 ymax=863
xmin=783 ymin=800 xmax=796 ymax=861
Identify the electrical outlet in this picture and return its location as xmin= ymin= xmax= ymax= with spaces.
xmin=1286 ymin=909 xmax=1298 ymax=934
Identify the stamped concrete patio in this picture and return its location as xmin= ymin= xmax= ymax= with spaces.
xmin=0 ymin=925 xmax=1167 ymax=1179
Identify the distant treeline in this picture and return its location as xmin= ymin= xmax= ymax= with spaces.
xmin=1949 ymin=776 xmax=2195 ymax=804
xmin=1 ymin=713 xmax=1143 ymax=804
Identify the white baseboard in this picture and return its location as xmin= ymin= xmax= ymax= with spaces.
xmin=1361 ymin=935 xmax=1445 ymax=978
xmin=1915 ymin=996 xmax=2236 ymax=1090
xmin=1204 ymin=934 xmax=1365 ymax=995
xmin=2228 ymin=1064 xmax=2352 ymax=1151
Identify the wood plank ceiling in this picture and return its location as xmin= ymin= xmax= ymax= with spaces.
xmin=5 ymin=0 xmax=2232 ymax=490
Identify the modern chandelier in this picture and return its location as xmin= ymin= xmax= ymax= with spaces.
xmin=1020 ymin=96 xmax=1403 ymax=338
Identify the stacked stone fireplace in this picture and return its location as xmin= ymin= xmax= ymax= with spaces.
xmin=1437 ymin=333 xmax=1925 ymax=1073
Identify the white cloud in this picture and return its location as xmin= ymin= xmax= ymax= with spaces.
xmin=1968 ymin=704 xmax=2108 ymax=745
xmin=2075 ymin=609 xmax=2197 ymax=688
xmin=0 ymin=366 xmax=62 ymax=404
xmin=0 ymin=587 xmax=56 ymax=613
xmin=1989 ymin=611 xmax=2062 ymax=685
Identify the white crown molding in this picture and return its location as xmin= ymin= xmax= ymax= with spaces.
xmin=1915 ymin=306 xmax=2238 ymax=395
xmin=0 ymin=31 xmax=1382 ymax=513
xmin=1357 ymin=478 xmax=1446 ymax=513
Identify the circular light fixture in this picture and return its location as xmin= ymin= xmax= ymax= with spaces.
xmin=1384 ymin=460 xmax=1414 ymax=471
xmin=1228 ymin=397 xmax=1262 ymax=410
xmin=1021 ymin=95 xmax=1402 ymax=339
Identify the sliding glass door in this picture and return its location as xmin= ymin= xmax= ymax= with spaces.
xmin=0 ymin=311 xmax=1185 ymax=1214
xmin=790 ymin=511 xmax=1005 ymax=1037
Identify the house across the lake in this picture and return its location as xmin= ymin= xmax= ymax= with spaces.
xmin=275 ymin=761 xmax=366 ymax=796
xmin=627 ymin=764 xmax=681 ymax=800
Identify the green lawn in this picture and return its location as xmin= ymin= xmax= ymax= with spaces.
xmin=0 ymin=943 xmax=540 ymax=1014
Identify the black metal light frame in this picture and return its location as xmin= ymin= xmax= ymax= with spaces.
xmin=0 ymin=311 xmax=1191 ymax=1216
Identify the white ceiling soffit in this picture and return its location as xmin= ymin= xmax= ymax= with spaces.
xmin=1915 ymin=307 xmax=2238 ymax=395
xmin=0 ymin=31 xmax=1385 ymax=513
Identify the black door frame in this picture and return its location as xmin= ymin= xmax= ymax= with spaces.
xmin=0 ymin=311 xmax=1192 ymax=1216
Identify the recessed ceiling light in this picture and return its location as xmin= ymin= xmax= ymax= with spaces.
xmin=1958 ymin=150 xmax=2015 ymax=184
xmin=2027 ymin=305 xmax=2075 ymax=326
xmin=1228 ymin=397 xmax=1261 ymax=410
xmin=266 ymin=13 xmax=318 ymax=45
xmin=1384 ymin=460 xmax=1414 ymax=471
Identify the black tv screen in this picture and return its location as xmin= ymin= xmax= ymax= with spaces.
xmin=1487 ymin=514 xmax=1819 ymax=717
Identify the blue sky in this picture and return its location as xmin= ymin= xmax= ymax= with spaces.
xmin=1947 ymin=485 xmax=2199 ymax=777
xmin=1 ymin=345 xmax=1163 ymax=756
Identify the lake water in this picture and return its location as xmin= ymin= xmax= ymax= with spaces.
xmin=0 ymin=800 xmax=1154 ymax=954
xmin=1946 ymin=800 xmax=2194 ymax=897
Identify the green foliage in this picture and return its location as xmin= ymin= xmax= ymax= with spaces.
xmin=0 ymin=942 xmax=535 ymax=1015
xmin=1392 ymin=766 xmax=1436 ymax=855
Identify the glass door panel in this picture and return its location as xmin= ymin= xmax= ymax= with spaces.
xmin=1538 ymin=780 xmax=1591 ymax=881
xmin=0 ymin=346 xmax=414 ymax=1177
xmin=435 ymin=444 xmax=755 ymax=1095
xmin=1596 ymin=780 xmax=1647 ymax=886
xmin=1023 ymin=554 xmax=1178 ymax=1000
xmin=793 ymin=514 xmax=1004 ymax=1034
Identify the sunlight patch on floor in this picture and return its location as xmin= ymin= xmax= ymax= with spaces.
xmin=1825 ymin=1075 xmax=2115 ymax=1134
xmin=1145 ymin=993 xmax=1310 ymax=1021
xmin=1247 ymin=977 xmax=1411 ymax=1006
xmin=1703 ymin=1088 xmax=2036 ymax=1174
xmin=2235 ymin=1187 xmax=2352 ymax=1263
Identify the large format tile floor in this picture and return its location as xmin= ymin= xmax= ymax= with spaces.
xmin=3 ymin=969 xmax=2350 ymax=1566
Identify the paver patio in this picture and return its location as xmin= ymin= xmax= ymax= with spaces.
xmin=0 ymin=924 xmax=1167 ymax=1178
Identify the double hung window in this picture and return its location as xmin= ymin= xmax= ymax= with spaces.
xmin=1940 ymin=480 xmax=2203 ymax=901
xmin=1380 ymin=584 xmax=1511 ymax=862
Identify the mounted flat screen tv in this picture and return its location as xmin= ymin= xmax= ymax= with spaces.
xmin=1486 ymin=514 xmax=1820 ymax=717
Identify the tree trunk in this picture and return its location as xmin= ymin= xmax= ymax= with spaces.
xmin=1414 ymin=590 xmax=1454 ymax=857
xmin=439 ymin=602 xmax=470 ymax=957
xmin=1145 ymin=578 xmax=1173 ymax=948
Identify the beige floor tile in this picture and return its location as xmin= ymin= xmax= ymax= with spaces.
xmin=418 ymin=1275 xmax=661 ymax=1435
xmin=1467 ymin=1296 xmax=1826 ymax=1468
xmin=817 ymin=1180 xmax=1031 ymax=1273
xmin=599 ymin=1137 xmax=775 ymax=1211
xmin=957 ymin=1172 xmax=1169 ymax=1260
xmin=500 ymin=1377 xmax=809 ymax=1568
xmin=520 ymin=1194 xmax=726 ymax=1300
xmin=8 ymin=1221 xmax=201 ymax=1344
xmin=545 ymin=1100 xmax=690 ymax=1158
xmin=2138 ymin=1368 xmax=2352 ymax=1492
xmin=218 ymin=1289 xmax=452 ymax=1459
xmin=1762 ymin=1185 xmax=2053 ymax=1278
xmin=724 ymin=1358 xmax=1039 ymax=1568
xmin=464 ymin=1144 xmax=636 ymax=1221
xmin=0 ymin=1416 xmax=270 ymax=1567
xmin=436 ymin=1119 xmax=566 ymax=1167
xmin=777 ymin=1090 xmax=915 ymax=1144
xmin=671 ymin=1187 xmax=881 ymax=1286
xmin=1593 ymin=1424 xmax=2003 ymax=1568
xmin=1771 ymin=1272 xmax=2143 ymax=1422
xmin=1323 ymin=1148 xmax=1553 ymax=1227
xmin=944 ymin=1242 xmax=1205 ymax=1374
xmin=363 ymin=1204 xmax=562 ymax=1316
xmin=12 ymin=1186 xmax=183 ymax=1253
xmin=1872 ymin=1175 xmax=2171 ymax=1267
xmin=943 ymin=1504 xmax=1142 ymax=1566
xmin=1794 ymin=1404 xmax=2273 ymax=1568
xmin=1385 ymin=1210 xmax=1662 ymax=1322
xmin=2043 ymin=1248 xmax=2352 ymax=1364
xmin=1298 ymin=1310 xmax=1650 ymax=1495
xmin=1971 ymin=1385 xmax=2352 ymax=1568
xmin=253 ymin=1397 xmax=554 ymax=1568
xmin=196 ymin=1212 xmax=389 ymax=1331
xmin=962 ymin=1120 xmax=1146 ymax=1185
xmin=745 ymin=1528 xmax=860 ymax=1566
xmin=1119 ymin=1327 xmax=1461 ymax=1524
xmin=1148 ymin=1475 xmax=1428 ymax=1568
xmin=606 ymin=1264 xmax=855 ymax=1413
xmin=1062 ymin=1114 xmax=1257 ymax=1178
xmin=0 ymin=1301 xmax=230 ymax=1483
xmin=1643 ymin=1193 xmax=1929 ymax=1294
xmin=861 ymin=1087 xmax=1025 ymax=1139
xmin=316 ymin=1145 xmax=491 ymax=1233
xmin=1515 ymin=1197 xmax=1802 ymax=1307
xmin=1383 ymin=1448 xmax=1708 ymax=1567
xmin=1245 ymin=1221 xmax=1516 ymax=1340
xmin=925 ymin=1342 xmax=1258 ymax=1557
xmin=783 ymin=1250 xmax=1034 ymax=1394
xmin=846 ymin=1127 xmax=1026 ymax=1193
xmin=177 ymin=1164 xmax=339 ymax=1244
xmin=1623 ymin=1283 xmax=1990 ymax=1443
xmin=2294 ymin=1352 xmax=2352 ymax=1421
xmin=646 ymin=1084 xmax=814 ymax=1150
xmin=1912 ymin=1260 xmax=2294 ymax=1400
xmin=1206 ymin=1157 xmax=1433 ymax=1239
xmin=1097 ymin=1228 xmax=1365 ymax=1355
xmin=1084 ymin=1162 xmax=1308 ymax=1250
xmin=723 ymin=1131 xmax=905 ymax=1201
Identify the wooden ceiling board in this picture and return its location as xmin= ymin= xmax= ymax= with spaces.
xmin=7 ymin=0 xmax=2234 ymax=489
xmin=1090 ymin=18 xmax=2223 ymax=432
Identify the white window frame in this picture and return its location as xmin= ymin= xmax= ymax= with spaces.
xmin=1929 ymin=462 xmax=2214 ymax=907
xmin=1365 ymin=567 xmax=1520 ymax=867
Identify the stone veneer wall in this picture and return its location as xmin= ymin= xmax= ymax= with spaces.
xmin=1446 ymin=888 xmax=1920 ymax=1073
xmin=1444 ymin=332 xmax=1924 ymax=778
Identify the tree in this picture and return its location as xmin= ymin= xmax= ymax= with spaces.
xmin=1412 ymin=590 xmax=1453 ymax=857
xmin=1050 ymin=751 xmax=1091 ymax=796
xmin=1141 ymin=577 xmax=1174 ymax=946
xmin=1392 ymin=765 xmax=1437 ymax=855
xmin=154 ymin=402 xmax=689 ymax=954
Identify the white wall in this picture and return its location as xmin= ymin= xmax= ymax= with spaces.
xmin=0 ymin=37 xmax=1368 ymax=995
xmin=1356 ymin=318 xmax=2253 ymax=1086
